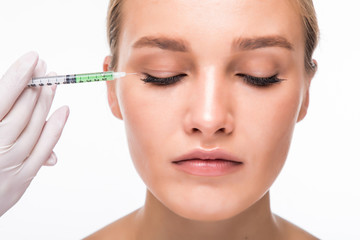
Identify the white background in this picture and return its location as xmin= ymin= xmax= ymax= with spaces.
xmin=0 ymin=0 xmax=359 ymax=239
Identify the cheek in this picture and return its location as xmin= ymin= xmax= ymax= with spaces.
xmin=237 ymin=82 xmax=303 ymax=188
xmin=117 ymin=80 xmax=182 ymax=183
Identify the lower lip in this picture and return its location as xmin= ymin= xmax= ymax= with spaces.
xmin=172 ymin=159 xmax=243 ymax=177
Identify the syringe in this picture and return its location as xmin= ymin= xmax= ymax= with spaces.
xmin=27 ymin=71 xmax=135 ymax=87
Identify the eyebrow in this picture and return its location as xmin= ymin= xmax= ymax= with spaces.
xmin=132 ymin=36 xmax=189 ymax=52
xmin=131 ymin=35 xmax=294 ymax=52
xmin=232 ymin=36 xmax=294 ymax=51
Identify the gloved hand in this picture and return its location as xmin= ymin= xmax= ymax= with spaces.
xmin=0 ymin=52 xmax=69 ymax=217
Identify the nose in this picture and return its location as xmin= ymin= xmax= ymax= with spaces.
xmin=183 ymin=70 xmax=234 ymax=139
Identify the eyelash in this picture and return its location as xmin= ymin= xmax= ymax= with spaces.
xmin=236 ymin=73 xmax=284 ymax=87
xmin=140 ymin=73 xmax=283 ymax=87
xmin=141 ymin=73 xmax=187 ymax=85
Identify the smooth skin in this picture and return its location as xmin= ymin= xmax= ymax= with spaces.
xmin=87 ymin=0 xmax=318 ymax=239
xmin=0 ymin=52 xmax=69 ymax=216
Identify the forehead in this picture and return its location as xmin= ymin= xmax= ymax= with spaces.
xmin=121 ymin=0 xmax=304 ymax=52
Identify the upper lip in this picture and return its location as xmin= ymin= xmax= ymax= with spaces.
xmin=172 ymin=148 xmax=243 ymax=163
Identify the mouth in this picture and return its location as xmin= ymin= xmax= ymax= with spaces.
xmin=172 ymin=148 xmax=243 ymax=177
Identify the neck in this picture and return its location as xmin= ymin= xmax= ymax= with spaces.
xmin=134 ymin=190 xmax=280 ymax=240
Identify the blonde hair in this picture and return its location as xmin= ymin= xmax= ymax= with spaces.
xmin=295 ymin=0 xmax=319 ymax=72
xmin=106 ymin=0 xmax=319 ymax=72
xmin=106 ymin=0 xmax=125 ymax=71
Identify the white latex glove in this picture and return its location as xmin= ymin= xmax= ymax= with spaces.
xmin=0 ymin=52 xmax=69 ymax=216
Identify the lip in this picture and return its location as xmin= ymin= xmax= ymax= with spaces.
xmin=172 ymin=148 xmax=243 ymax=177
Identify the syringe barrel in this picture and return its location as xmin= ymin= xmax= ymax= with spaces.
xmin=28 ymin=71 xmax=118 ymax=87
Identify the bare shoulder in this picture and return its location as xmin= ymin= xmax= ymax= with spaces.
xmin=275 ymin=215 xmax=319 ymax=240
xmin=83 ymin=208 xmax=141 ymax=240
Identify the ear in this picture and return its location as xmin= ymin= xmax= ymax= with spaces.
xmin=297 ymin=59 xmax=317 ymax=122
xmin=104 ymin=56 xmax=123 ymax=120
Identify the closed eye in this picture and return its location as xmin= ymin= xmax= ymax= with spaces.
xmin=140 ymin=73 xmax=187 ymax=85
xmin=236 ymin=73 xmax=284 ymax=87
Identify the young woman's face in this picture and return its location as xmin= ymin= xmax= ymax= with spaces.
xmin=107 ymin=0 xmax=312 ymax=221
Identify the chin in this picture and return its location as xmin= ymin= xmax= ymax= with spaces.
xmin=173 ymin=206 xmax=244 ymax=222
xmin=167 ymin=197 xmax=253 ymax=222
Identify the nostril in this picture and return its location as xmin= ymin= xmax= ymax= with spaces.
xmin=191 ymin=127 xmax=227 ymax=135
xmin=191 ymin=128 xmax=201 ymax=133
xmin=216 ymin=128 xmax=226 ymax=134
